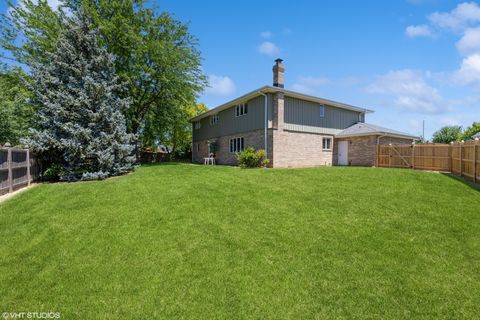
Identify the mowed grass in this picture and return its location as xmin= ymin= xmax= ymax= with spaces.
xmin=1 ymin=164 xmax=479 ymax=319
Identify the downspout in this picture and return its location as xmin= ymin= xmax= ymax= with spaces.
xmin=376 ymin=134 xmax=386 ymax=167
xmin=376 ymin=135 xmax=386 ymax=145
xmin=258 ymin=91 xmax=268 ymax=159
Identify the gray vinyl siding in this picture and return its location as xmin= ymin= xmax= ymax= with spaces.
xmin=193 ymin=94 xmax=363 ymax=141
xmin=193 ymin=94 xmax=273 ymax=141
xmin=284 ymin=96 xmax=362 ymax=133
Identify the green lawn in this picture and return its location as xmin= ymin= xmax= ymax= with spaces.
xmin=1 ymin=164 xmax=479 ymax=319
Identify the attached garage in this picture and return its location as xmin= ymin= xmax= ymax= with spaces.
xmin=333 ymin=123 xmax=419 ymax=166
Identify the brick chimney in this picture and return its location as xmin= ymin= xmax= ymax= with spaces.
xmin=273 ymin=58 xmax=284 ymax=88
xmin=272 ymin=59 xmax=285 ymax=132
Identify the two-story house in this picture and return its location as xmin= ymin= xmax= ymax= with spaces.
xmin=192 ymin=59 xmax=418 ymax=167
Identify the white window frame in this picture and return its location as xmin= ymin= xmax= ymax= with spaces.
xmin=322 ymin=137 xmax=332 ymax=150
xmin=210 ymin=114 xmax=219 ymax=125
xmin=319 ymin=105 xmax=325 ymax=118
xmin=229 ymin=137 xmax=245 ymax=153
xmin=235 ymin=103 xmax=248 ymax=117
xmin=194 ymin=121 xmax=201 ymax=130
xmin=195 ymin=143 xmax=199 ymax=152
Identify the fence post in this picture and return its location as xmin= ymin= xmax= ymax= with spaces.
xmin=26 ymin=146 xmax=31 ymax=187
xmin=448 ymin=142 xmax=453 ymax=173
xmin=460 ymin=140 xmax=464 ymax=177
xmin=411 ymin=142 xmax=415 ymax=169
xmin=474 ymin=139 xmax=478 ymax=183
xmin=389 ymin=143 xmax=392 ymax=168
xmin=6 ymin=144 xmax=13 ymax=193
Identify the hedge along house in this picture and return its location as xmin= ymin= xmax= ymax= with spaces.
xmin=191 ymin=59 xmax=419 ymax=167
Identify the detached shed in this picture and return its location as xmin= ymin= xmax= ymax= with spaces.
xmin=334 ymin=123 xmax=419 ymax=166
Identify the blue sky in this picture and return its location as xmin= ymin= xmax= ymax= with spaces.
xmin=2 ymin=0 xmax=480 ymax=138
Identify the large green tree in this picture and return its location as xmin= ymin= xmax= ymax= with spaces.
xmin=432 ymin=126 xmax=462 ymax=144
xmin=25 ymin=12 xmax=135 ymax=181
xmin=0 ymin=0 xmax=64 ymax=66
xmin=142 ymin=102 xmax=207 ymax=157
xmin=0 ymin=66 xmax=33 ymax=145
xmin=460 ymin=121 xmax=480 ymax=141
xmin=1 ymin=0 xmax=206 ymax=149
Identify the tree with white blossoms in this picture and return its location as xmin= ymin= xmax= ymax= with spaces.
xmin=24 ymin=11 xmax=136 ymax=181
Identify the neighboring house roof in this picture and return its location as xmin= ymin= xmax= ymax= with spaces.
xmin=336 ymin=123 xmax=420 ymax=140
xmin=191 ymin=85 xmax=374 ymax=122
xmin=473 ymin=132 xmax=480 ymax=139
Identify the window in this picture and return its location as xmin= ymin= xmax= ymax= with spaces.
xmin=322 ymin=137 xmax=332 ymax=150
xmin=194 ymin=121 xmax=201 ymax=129
xmin=210 ymin=114 xmax=219 ymax=125
xmin=319 ymin=105 xmax=325 ymax=118
xmin=195 ymin=143 xmax=199 ymax=152
xmin=235 ymin=103 xmax=248 ymax=117
xmin=229 ymin=137 xmax=245 ymax=153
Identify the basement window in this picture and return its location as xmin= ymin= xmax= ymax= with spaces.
xmin=235 ymin=103 xmax=248 ymax=117
xmin=229 ymin=137 xmax=245 ymax=153
xmin=319 ymin=105 xmax=325 ymax=118
xmin=322 ymin=137 xmax=332 ymax=150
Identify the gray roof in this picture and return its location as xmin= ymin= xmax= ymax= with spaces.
xmin=191 ymin=85 xmax=374 ymax=121
xmin=336 ymin=123 xmax=420 ymax=140
xmin=473 ymin=132 xmax=480 ymax=139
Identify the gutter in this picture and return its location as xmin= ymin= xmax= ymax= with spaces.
xmin=336 ymin=132 xmax=420 ymax=140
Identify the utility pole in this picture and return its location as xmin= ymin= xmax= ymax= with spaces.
xmin=422 ymin=120 xmax=425 ymax=142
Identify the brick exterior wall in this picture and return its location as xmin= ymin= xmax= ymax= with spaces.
xmin=192 ymin=129 xmax=273 ymax=165
xmin=272 ymin=130 xmax=334 ymax=167
xmin=192 ymin=128 xmax=334 ymax=168
xmin=333 ymin=135 xmax=414 ymax=166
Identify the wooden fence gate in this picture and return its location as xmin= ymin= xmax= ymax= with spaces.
xmin=377 ymin=140 xmax=480 ymax=183
xmin=0 ymin=145 xmax=40 ymax=196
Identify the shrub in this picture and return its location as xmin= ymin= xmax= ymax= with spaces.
xmin=236 ymin=147 xmax=269 ymax=168
xmin=43 ymin=164 xmax=65 ymax=181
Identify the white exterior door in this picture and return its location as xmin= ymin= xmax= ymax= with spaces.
xmin=338 ymin=141 xmax=348 ymax=165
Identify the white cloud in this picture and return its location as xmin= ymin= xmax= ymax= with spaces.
xmin=454 ymin=53 xmax=480 ymax=84
xmin=428 ymin=2 xmax=480 ymax=32
xmin=456 ymin=27 xmax=480 ymax=55
xmin=297 ymin=76 xmax=330 ymax=86
xmin=291 ymin=84 xmax=314 ymax=94
xmin=440 ymin=116 xmax=462 ymax=126
xmin=260 ymin=31 xmax=272 ymax=38
xmin=410 ymin=3 xmax=480 ymax=86
xmin=405 ymin=25 xmax=434 ymax=38
xmin=258 ymin=41 xmax=280 ymax=56
xmin=367 ymin=70 xmax=443 ymax=113
xmin=292 ymin=76 xmax=330 ymax=94
xmin=205 ymin=75 xmax=236 ymax=96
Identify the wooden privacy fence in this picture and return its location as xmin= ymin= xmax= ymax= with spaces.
xmin=377 ymin=140 xmax=480 ymax=183
xmin=0 ymin=144 xmax=40 ymax=196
